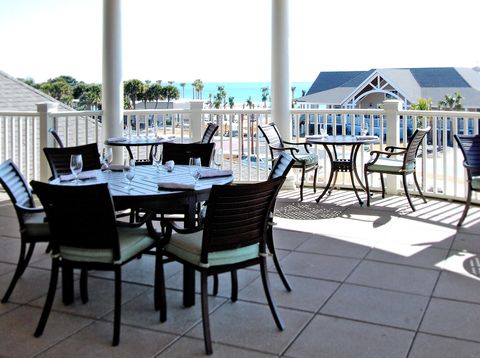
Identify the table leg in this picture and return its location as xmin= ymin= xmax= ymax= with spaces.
xmin=349 ymin=144 xmax=363 ymax=206
xmin=316 ymin=144 xmax=335 ymax=203
xmin=62 ymin=265 xmax=74 ymax=305
xmin=183 ymin=196 xmax=197 ymax=307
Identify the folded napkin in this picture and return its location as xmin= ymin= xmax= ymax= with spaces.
xmin=356 ymin=135 xmax=378 ymax=140
xmin=158 ymin=181 xmax=195 ymax=190
xmin=108 ymin=137 xmax=127 ymax=143
xmin=59 ymin=170 xmax=98 ymax=182
xmin=103 ymin=164 xmax=125 ymax=171
xmin=164 ymin=160 xmax=175 ymax=172
xmin=197 ymin=168 xmax=233 ymax=179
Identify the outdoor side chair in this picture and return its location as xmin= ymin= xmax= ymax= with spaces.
xmin=43 ymin=142 xmax=102 ymax=178
xmin=0 ymin=160 xmax=50 ymax=303
xmin=454 ymin=134 xmax=480 ymax=226
xmin=48 ymin=128 xmax=65 ymax=148
xmin=30 ymin=181 xmax=161 ymax=346
xmin=364 ymin=127 xmax=431 ymax=212
xmin=155 ymin=176 xmax=286 ymax=355
xmin=200 ymin=122 xmax=219 ymax=144
xmin=258 ymin=122 xmax=319 ymax=201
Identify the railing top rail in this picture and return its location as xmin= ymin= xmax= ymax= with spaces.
xmin=0 ymin=111 xmax=40 ymax=116
xmin=400 ymin=109 xmax=480 ymax=117
xmin=50 ymin=110 xmax=104 ymax=116
xmin=291 ymin=108 xmax=384 ymax=115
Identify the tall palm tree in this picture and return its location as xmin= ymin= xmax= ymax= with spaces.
xmin=124 ymin=79 xmax=144 ymax=109
xmin=161 ymin=85 xmax=180 ymax=109
xmin=261 ymin=87 xmax=269 ymax=108
xmin=228 ymin=96 xmax=235 ymax=109
xmin=180 ymin=82 xmax=186 ymax=98
xmin=291 ymin=86 xmax=296 ymax=108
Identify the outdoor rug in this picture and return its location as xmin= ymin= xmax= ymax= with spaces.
xmin=274 ymin=199 xmax=347 ymax=220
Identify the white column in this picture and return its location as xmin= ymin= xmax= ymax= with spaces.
xmin=271 ymin=0 xmax=291 ymax=141
xmin=383 ymin=99 xmax=402 ymax=194
xmin=37 ymin=102 xmax=58 ymax=181
xmin=102 ymin=0 xmax=124 ymax=163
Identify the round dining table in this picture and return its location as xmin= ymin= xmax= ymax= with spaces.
xmin=105 ymin=136 xmax=176 ymax=164
xmin=51 ymin=164 xmax=233 ymax=307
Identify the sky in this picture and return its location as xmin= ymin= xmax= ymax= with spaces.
xmin=0 ymin=0 xmax=479 ymax=84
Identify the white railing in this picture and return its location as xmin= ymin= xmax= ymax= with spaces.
xmin=1 ymin=100 xmax=479 ymax=205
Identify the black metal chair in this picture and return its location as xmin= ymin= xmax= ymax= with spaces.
xmin=48 ymin=128 xmax=64 ymax=148
xmin=30 ymin=181 xmax=161 ymax=346
xmin=156 ymin=176 xmax=286 ymax=355
xmin=161 ymin=142 xmax=215 ymax=167
xmin=43 ymin=143 xmax=102 ymax=178
xmin=364 ymin=127 xmax=431 ymax=211
xmin=259 ymin=122 xmax=319 ymax=201
xmin=0 ymin=160 xmax=50 ymax=303
xmin=200 ymin=123 xmax=219 ymax=144
xmin=454 ymin=134 xmax=480 ymax=226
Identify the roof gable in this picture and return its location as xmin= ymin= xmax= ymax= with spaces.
xmin=306 ymin=71 xmax=367 ymax=95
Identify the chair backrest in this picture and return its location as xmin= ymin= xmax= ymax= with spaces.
xmin=0 ymin=160 xmax=36 ymax=225
xmin=268 ymin=152 xmax=295 ymax=180
xmin=43 ymin=143 xmax=102 ymax=178
xmin=403 ymin=127 xmax=431 ymax=167
xmin=48 ymin=128 xmax=65 ymax=148
xmin=258 ymin=123 xmax=284 ymax=159
xmin=200 ymin=176 xmax=285 ymax=263
xmin=454 ymin=134 xmax=480 ymax=177
xmin=30 ymin=181 xmax=120 ymax=259
xmin=162 ymin=142 xmax=215 ymax=167
xmin=201 ymin=123 xmax=219 ymax=144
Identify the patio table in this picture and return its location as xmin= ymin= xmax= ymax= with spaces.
xmin=105 ymin=136 xmax=175 ymax=164
xmin=51 ymin=164 xmax=233 ymax=307
xmin=307 ymin=135 xmax=379 ymax=205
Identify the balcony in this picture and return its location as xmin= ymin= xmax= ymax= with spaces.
xmin=1 ymin=187 xmax=479 ymax=356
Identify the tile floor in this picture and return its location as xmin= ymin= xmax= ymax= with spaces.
xmin=0 ymin=188 xmax=480 ymax=357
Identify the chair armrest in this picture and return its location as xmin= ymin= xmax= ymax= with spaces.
xmin=370 ymin=149 xmax=406 ymax=157
xmin=283 ymin=140 xmax=313 ymax=153
xmin=269 ymin=144 xmax=300 ymax=154
xmin=463 ymin=161 xmax=480 ymax=171
xmin=168 ymin=220 xmax=204 ymax=235
xmin=384 ymin=145 xmax=405 ymax=152
xmin=116 ymin=211 xmax=153 ymax=228
xmin=15 ymin=204 xmax=44 ymax=214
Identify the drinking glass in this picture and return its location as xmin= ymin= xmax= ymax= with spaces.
xmin=189 ymin=157 xmax=201 ymax=182
xmin=214 ymin=148 xmax=223 ymax=169
xmin=101 ymin=147 xmax=113 ymax=172
xmin=152 ymin=145 xmax=163 ymax=174
xmin=320 ymin=124 xmax=328 ymax=137
xmin=69 ymin=154 xmax=83 ymax=183
xmin=123 ymin=158 xmax=136 ymax=189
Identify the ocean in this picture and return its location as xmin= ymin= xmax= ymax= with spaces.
xmin=176 ymin=81 xmax=312 ymax=105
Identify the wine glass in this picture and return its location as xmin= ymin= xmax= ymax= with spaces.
xmin=70 ymin=154 xmax=83 ymax=183
xmin=189 ymin=157 xmax=201 ymax=182
xmin=214 ymin=148 xmax=223 ymax=169
xmin=320 ymin=124 xmax=328 ymax=137
xmin=123 ymin=158 xmax=136 ymax=189
xmin=101 ymin=147 xmax=113 ymax=172
xmin=152 ymin=145 xmax=163 ymax=174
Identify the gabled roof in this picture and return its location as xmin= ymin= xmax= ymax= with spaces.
xmin=0 ymin=70 xmax=73 ymax=111
xmin=298 ymin=67 xmax=480 ymax=109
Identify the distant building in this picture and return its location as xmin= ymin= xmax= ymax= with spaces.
xmin=297 ymin=67 xmax=480 ymax=111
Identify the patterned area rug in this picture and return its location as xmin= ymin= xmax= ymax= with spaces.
xmin=274 ymin=200 xmax=346 ymax=220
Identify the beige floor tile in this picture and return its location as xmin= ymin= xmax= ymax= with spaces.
xmin=409 ymin=333 xmax=480 ymax=358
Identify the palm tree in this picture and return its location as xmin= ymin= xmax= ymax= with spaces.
xmin=261 ymin=87 xmax=269 ymax=108
xmin=438 ymin=92 xmax=464 ymax=110
xmin=78 ymin=84 xmax=101 ymax=110
xmin=291 ymin=86 xmax=296 ymax=108
xmin=161 ymin=85 xmax=180 ymax=109
xmin=228 ymin=96 xmax=235 ymax=109
xmin=149 ymin=81 xmax=163 ymax=109
xmin=124 ymin=79 xmax=144 ymax=109
xmin=192 ymin=79 xmax=204 ymax=99
xmin=180 ymin=82 xmax=186 ymax=98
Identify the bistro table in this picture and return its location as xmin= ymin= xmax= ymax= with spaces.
xmin=105 ymin=136 xmax=176 ymax=163
xmin=307 ymin=135 xmax=379 ymax=205
xmin=51 ymin=164 xmax=233 ymax=307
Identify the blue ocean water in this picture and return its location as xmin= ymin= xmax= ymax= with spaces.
xmin=176 ymin=81 xmax=312 ymax=104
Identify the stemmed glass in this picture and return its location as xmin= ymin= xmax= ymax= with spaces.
xmin=214 ymin=148 xmax=223 ymax=169
xmin=152 ymin=145 xmax=163 ymax=174
xmin=70 ymin=154 xmax=83 ymax=183
xmin=101 ymin=147 xmax=113 ymax=172
xmin=123 ymin=158 xmax=136 ymax=189
xmin=189 ymin=157 xmax=201 ymax=182
xmin=320 ymin=124 xmax=328 ymax=137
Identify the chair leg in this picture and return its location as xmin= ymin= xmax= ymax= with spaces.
xmin=157 ymin=254 xmax=167 ymax=321
xmin=200 ymin=271 xmax=213 ymax=355
xmin=402 ymin=173 xmax=416 ymax=212
xmin=79 ymin=269 xmax=89 ymax=304
xmin=313 ymin=167 xmax=318 ymax=194
xmin=112 ymin=267 xmax=122 ymax=346
xmin=380 ymin=174 xmax=386 ymax=198
xmin=267 ymin=224 xmax=291 ymax=291
xmin=364 ymin=166 xmax=371 ymax=207
xmin=458 ymin=186 xmax=472 ymax=227
xmin=413 ymin=171 xmax=427 ymax=203
xmin=231 ymin=270 xmax=238 ymax=302
xmin=34 ymin=259 xmax=59 ymax=337
xmin=2 ymin=241 xmax=35 ymax=303
xmin=212 ymin=274 xmax=219 ymax=296
xmin=299 ymin=166 xmax=306 ymax=201
xmin=259 ymin=257 xmax=284 ymax=331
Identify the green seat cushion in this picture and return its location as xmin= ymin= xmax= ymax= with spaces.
xmin=367 ymin=158 xmax=415 ymax=173
xmin=59 ymin=227 xmax=155 ymax=264
xmin=165 ymin=230 xmax=259 ymax=267
xmin=472 ymin=176 xmax=480 ymax=190
xmin=23 ymin=212 xmax=50 ymax=237
xmin=294 ymin=153 xmax=318 ymax=166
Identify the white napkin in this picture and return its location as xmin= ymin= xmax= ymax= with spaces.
xmin=356 ymin=135 xmax=378 ymax=140
xmin=157 ymin=181 xmax=195 ymax=190
xmin=164 ymin=160 xmax=175 ymax=172
xmin=59 ymin=170 xmax=98 ymax=182
xmin=197 ymin=168 xmax=233 ymax=179
xmin=108 ymin=137 xmax=127 ymax=143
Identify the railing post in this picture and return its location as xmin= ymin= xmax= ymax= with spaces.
xmin=383 ymin=99 xmax=402 ymax=194
xmin=190 ymin=101 xmax=204 ymax=142
xmin=37 ymin=102 xmax=58 ymax=181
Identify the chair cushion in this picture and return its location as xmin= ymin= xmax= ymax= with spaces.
xmin=367 ymin=158 xmax=415 ymax=173
xmin=59 ymin=227 xmax=155 ymax=264
xmin=165 ymin=230 xmax=259 ymax=267
xmin=293 ymin=153 xmax=318 ymax=166
xmin=23 ymin=212 xmax=50 ymax=237
xmin=472 ymin=176 xmax=480 ymax=190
